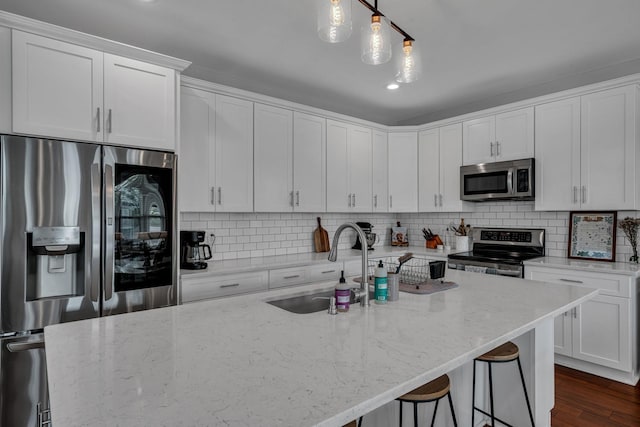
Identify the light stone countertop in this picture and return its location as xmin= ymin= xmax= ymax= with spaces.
xmin=44 ymin=270 xmax=596 ymax=427
xmin=180 ymin=245 xmax=453 ymax=278
xmin=524 ymin=256 xmax=640 ymax=277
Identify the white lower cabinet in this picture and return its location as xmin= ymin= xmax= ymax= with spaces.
xmin=526 ymin=265 xmax=637 ymax=382
xmin=181 ymin=271 xmax=268 ymax=303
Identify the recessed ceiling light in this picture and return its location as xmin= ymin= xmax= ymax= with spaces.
xmin=387 ymin=83 xmax=399 ymax=90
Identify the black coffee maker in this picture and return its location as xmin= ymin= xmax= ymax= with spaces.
xmin=180 ymin=230 xmax=212 ymax=270
xmin=352 ymin=222 xmax=378 ymax=250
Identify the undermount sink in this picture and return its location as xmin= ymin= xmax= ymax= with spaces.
xmin=266 ymin=289 xmax=356 ymax=314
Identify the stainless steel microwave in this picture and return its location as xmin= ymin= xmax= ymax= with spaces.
xmin=460 ymin=158 xmax=534 ymax=201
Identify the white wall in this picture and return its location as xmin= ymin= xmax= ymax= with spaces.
xmin=181 ymin=202 xmax=637 ymax=263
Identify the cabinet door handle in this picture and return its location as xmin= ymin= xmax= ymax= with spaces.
xmin=290 ymin=191 xmax=294 ymax=207
xmin=96 ymin=107 xmax=101 ymax=132
xmin=490 ymin=142 xmax=494 ymax=156
xmin=321 ymin=270 xmax=336 ymax=274
xmin=563 ymin=311 xmax=568 ymax=317
xmin=573 ymin=186 xmax=578 ymax=204
xmin=573 ymin=307 xmax=577 ymax=318
xmin=211 ymin=187 xmax=216 ymax=205
xmin=496 ymin=141 xmax=501 ymax=156
xmin=347 ymin=194 xmax=351 ymax=207
xmin=374 ymin=194 xmax=378 ymax=208
xmin=439 ymin=194 xmax=443 ymax=207
xmin=581 ymin=186 xmax=586 ymax=204
xmin=220 ymin=283 xmax=240 ymax=288
xmin=434 ymin=194 xmax=438 ymax=207
xmin=390 ymin=195 xmax=393 ymax=208
xmin=559 ymin=278 xmax=583 ymax=284
xmin=107 ymin=109 xmax=112 ymax=133
xmin=296 ymin=191 xmax=300 ymax=206
xmin=352 ymin=194 xmax=356 ymax=207
xmin=283 ymin=275 xmax=300 ymax=279
xmin=218 ymin=187 xmax=222 ymax=205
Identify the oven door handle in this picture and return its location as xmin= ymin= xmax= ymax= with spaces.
xmin=507 ymin=168 xmax=514 ymax=195
xmin=495 ymin=268 xmax=522 ymax=277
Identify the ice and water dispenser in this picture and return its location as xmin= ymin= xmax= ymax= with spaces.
xmin=27 ymin=226 xmax=84 ymax=300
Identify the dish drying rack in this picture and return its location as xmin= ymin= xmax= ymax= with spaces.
xmin=368 ymin=257 xmax=445 ymax=286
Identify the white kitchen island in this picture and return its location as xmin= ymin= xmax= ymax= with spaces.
xmin=44 ymin=270 xmax=596 ymax=427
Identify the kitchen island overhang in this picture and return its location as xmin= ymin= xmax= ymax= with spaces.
xmin=44 ymin=270 xmax=597 ymax=426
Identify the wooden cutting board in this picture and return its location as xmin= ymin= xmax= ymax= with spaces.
xmin=314 ymin=217 xmax=330 ymax=253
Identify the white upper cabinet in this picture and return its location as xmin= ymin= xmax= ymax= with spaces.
xmin=12 ymin=30 xmax=176 ymax=150
xmin=12 ymin=30 xmax=104 ymax=142
xmin=254 ymin=107 xmax=326 ymax=212
xmin=419 ymin=123 xmax=469 ymax=212
xmin=580 ymin=85 xmax=637 ymax=210
xmin=102 ymin=54 xmax=175 ymax=150
xmin=179 ymin=88 xmax=253 ymax=213
xmin=179 ymin=86 xmax=215 ymax=212
xmin=372 ymin=130 xmax=388 ymax=212
xmin=254 ymin=103 xmax=293 ymax=212
xmin=293 ymin=112 xmax=326 ymax=212
xmin=534 ymin=97 xmax=581 ymax=211
xmin=326 ymin=120 xmax=372 ymax=212
xmin=388 ymin=131 xmax=418 ymax=212
xmin=463 ymin=107 xmax=534 ymax=165
xmin=214 ymin=95 xmax=254 ymax=212
xmin=0 ymin=26 xmax=12 ymax=134
xmin=535 ymin=85 xmax=638 ymax=210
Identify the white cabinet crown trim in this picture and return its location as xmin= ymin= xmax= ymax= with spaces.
xmin=0 ymin=11 xmax=190 ymax=71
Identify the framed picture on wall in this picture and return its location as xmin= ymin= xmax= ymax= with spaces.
xmin=568 ymin=211 xmax=617 ymax=262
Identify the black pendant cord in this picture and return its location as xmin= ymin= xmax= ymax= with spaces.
xmin=357 ymin=0 xmax=415 ymax=41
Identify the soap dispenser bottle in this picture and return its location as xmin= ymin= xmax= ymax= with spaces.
xmin=335 ymin=270 xmax=350 ymax=312
xmin=374 ymin=260 xmax=388 ymax=304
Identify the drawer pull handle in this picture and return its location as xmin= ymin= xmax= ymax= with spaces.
xmin=220 ymin=283 xmax=240 ymax=288
xmin=321 ymin=270 xmax=336 ymax=274
xmin=283 ymin=275 xmax=300 ymax=279
xmin=559 ymin=278 xmax=583 ymax=284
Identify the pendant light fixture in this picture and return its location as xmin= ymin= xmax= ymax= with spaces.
xmin=317 ymin=0 xmax=352 ymax=43
xmin=395 ymin=39 xmax=421 ymax=83
xmin=361 ymin=10 xmax=391 ymax=65
xmin=318 ymin=0 xmax=419 ymax=83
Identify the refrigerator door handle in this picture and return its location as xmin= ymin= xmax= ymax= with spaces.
xmin=104 ymin=163 xmax=115 ymax=302
xmin=7 ymin=339 xmax=45 ymax=352
xmin=90 ymin=162 xmax=102 ymax=303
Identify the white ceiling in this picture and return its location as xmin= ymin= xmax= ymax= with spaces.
xmin=2 ymin=0 xmax=640 ymax=125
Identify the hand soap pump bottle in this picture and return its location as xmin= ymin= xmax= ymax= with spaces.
xmin=374 ymin=260 xmax=388 ymax=304
xmin=335 ymin=270 xmax=350 ymax=312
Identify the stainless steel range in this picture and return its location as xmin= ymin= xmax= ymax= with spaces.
xmin=447 ymin=227 xmax=545 ymax=278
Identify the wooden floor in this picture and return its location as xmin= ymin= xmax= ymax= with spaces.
xmin=552 ymin=365 xmax=640 ymax=426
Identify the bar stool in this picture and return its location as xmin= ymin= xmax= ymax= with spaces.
xmin=396 ymin=374 xmax=458 ymax=427
xmin=471 ymin=341 xmax=535 ymax=427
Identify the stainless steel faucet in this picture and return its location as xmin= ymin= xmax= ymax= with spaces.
xmin=328 ymin=222 xmax=369 ymax=307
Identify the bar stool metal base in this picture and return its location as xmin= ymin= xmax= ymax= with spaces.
xmin=471 ymin=342 xmax=535 ymax=427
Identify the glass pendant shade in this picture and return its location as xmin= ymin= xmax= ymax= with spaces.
xmin=361 ymin=14 xmax=392 ymax=65
xmin=317 ymin=0 xmax=352 ymax=43
xmin=395 ymin=39 xmax=421 ymax=83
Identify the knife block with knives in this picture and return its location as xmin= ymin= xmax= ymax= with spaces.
xmin=422 ymin=228 xmax=443 ymax=249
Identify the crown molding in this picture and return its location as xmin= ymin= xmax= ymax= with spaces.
xmin=0 ymin=11 xmax=191 ymax=71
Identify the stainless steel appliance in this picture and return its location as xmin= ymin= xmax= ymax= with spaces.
xmin=180 ymin=230 xmax=212 ymax=270
xmin=352 ymin=222 xmax=378 ymax=251
xmin=0 ymin=135 xmax=177 ymax=426
xmin=447 ymin=227 xmax=544 ymax=278
xmin=460 ymin=158 xmax=534 ymax=201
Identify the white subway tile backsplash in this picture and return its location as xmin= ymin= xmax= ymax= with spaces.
xmin=180 ymin=203 xmax=639 ymax=263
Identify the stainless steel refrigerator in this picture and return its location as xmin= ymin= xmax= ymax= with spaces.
xmin=0 ymin=135 xmax=177 ymax=426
